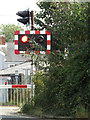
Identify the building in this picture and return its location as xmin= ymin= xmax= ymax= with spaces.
xmin=0 ymin=42 xmax=35 ymax=104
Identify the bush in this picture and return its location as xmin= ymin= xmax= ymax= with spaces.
xmin=75 ymin=105 xmax=88 ymax=118
xmin=21 ymin=103 xmax=43 ymax=116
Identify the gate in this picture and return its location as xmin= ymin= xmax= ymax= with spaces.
xmin=0 ymin=85 xmax=35 ymax=106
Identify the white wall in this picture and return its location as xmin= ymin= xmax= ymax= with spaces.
xmin=0 ymin=51 xmax=5 ymax=70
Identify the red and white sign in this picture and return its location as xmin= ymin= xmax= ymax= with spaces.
xmin=15 ymin=30 xmax=51 ymax=55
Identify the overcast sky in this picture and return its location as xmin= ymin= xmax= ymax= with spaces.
xmin=0 ymin=0 xmax=40 ymax=25
xmin=0 ymin=0 xmax=87 ymax=26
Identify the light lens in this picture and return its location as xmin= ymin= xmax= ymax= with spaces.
xmin=5 ymin=82 xmax=7 ymax=85
xmin=37 ymin=35 xmax=44 ymax=43
xmin=21 ymin=36 xmax=28 ymax=43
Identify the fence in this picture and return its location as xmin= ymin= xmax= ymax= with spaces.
xmin=0 ymin=84 xmax=35 ymax=106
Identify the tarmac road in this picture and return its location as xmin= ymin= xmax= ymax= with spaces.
xmin=0 ymin=106 xmax=69 ymax=120
xmin=0 ymin=106 xmax=42 ymax=120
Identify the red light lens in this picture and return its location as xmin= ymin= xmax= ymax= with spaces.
xmin=21 ymin=36 xmax=28 ymax=43
xmin=5 ymin=82 xmax=7 ymax=85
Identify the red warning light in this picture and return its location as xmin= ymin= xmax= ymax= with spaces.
xmin=5 ymin=82 xmax=7 ymax=85
xmin=21 ymin=35 xmax=28 ymax=43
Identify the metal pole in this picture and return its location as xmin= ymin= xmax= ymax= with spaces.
xmin=31 ymin=11 xmax=34 ymax=30
xmin=11 ymin=89 xmax=12 ymax=105
xmin=23 ymin=89 xmax=24 ymax=104
xmin=15 ymin=70 xmax=18 ymax=105
xmin=30 ymin=11 xmax=34 ymax=102
xmin=1 ymin=89 xmax=2 ymax=106
xmin=1 ymin=77 xmax=2 ymax=106
xmin=17 ymin=88 xmax=18 ymax=105
xmin=15 ymin=70 xmax=18 ymax=84
xmin=30 ymin=60 xmax=34 ymax=102
xmin=20 ymin=89 xmax=22 ymax=104
xmin=14 ymin=89 xmax=15 ymax=105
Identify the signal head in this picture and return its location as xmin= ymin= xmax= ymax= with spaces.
xmin=21 ymin=35 xmax=28 ymax=43
xmin=37 ymin=35 xmax=44 ymax=43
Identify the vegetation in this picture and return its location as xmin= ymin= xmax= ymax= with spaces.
xmin=0 ymin=24 xmax=24 ymax=42
xmin=22 ymin=2 xmax=89 ymax=118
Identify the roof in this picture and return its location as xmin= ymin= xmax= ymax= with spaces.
xmin=0 ymin=42 xmax=30 ymax=62
xmin=0 ymin=62 xmax=35 ymax=76
xmin=0 ymin=51 xmax=5 ymax=56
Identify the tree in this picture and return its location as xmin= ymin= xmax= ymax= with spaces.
xmin=22 ymin=2 xmax=89 ymax=117
xmin=0 ymin=24 xmax=24 ymax=42
xmin=35 ymin=2 xmax=88 ymax=53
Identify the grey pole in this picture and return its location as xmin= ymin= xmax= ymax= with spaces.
xmin=31 ymin=60 xmax=33 ymax=101
xmin=15 ymin=70 xmax=19 ymax=105
xmin=15 ymin=70 xmax=18 ymax=84
xmin=30 ymin=10 xmax=34 ymax=102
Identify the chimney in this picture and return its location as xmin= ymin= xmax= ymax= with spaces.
xmin=0 ymin=35 xmax=5 ymax=45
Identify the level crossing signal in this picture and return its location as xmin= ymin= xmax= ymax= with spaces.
xmin=16 ymin=10 xmax=30 ymax=25
xmin=5 ymin=82 xmax=7 ymax=85
xmin=15 ymin=31 xmax=51 ymax=55
xmin=21 ymin=35 xmax=28 ymax=43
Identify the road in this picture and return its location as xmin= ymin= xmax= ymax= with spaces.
xmin=0 ymin=106 xmax=59 ymax=120
xmin=0 ymin=106 xmax=42 ymax=120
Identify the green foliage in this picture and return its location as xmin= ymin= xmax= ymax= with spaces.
xmin=22 ymin=104 xmax=34 ymax=114
xmin=35 ymin=2 xmax=88 ymax=52
xmin=56 ymin=40 xmax=89 ymax=116
xmin=33 ymin=70 xmax=49 ymax=108
xmin=0 ymin=24 xmax=24 ymax=42
xmin=22 ymin=103 xmax=43 ymax=116
xmin=75 ymin=105 xmax=88 ymax=118
xmin=22 ymin=2 xmax=89 ymax=118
